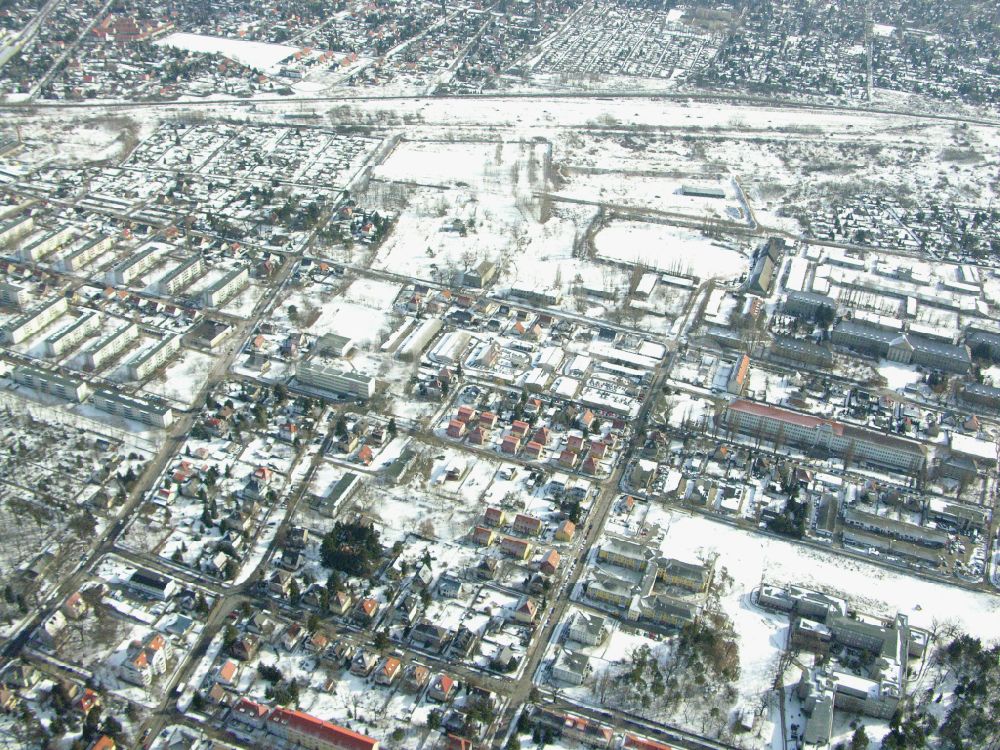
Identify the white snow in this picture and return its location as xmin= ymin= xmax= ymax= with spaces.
xmin=155 ymin=33 xmax=299 ymax=73
xmin=594 ymin=220 xmax=748 ymax=279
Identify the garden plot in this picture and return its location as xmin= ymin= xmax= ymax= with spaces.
xmin=532 ymin=2 xmax=721 ymax=82
xmin=594 ymin=220 xmax=748 ymax=280
xmin=339 ymin=445 xmax=496 ymax=544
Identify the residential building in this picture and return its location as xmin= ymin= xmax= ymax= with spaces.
xmin=723 ymin=399 xmax=926 ymax=474
xmin=783 ymin=291 xmax=837 ymax=319
xmin=91 ymin=387 xmax=174 ymax=427
xmin=126 ymin=333 xmax=181 ymax=380
xmin=551 ymin=650 xmax=589 ymax=686
xmin=45 ymin=311 xmax=100 ymax=356
xmin=127 ymin=569 xmax=176 ymax=600
xmin=12 ymin=364 xmax=90 ymax=402
xmin=0 ymin=281 xmax=29 ymax=309
xmin=62 ymin=234 xmax=113 ymax=272
xmin=203 ymin=266 xmax=249 ymax=307
xmin=108 ymin=242 xmax=167 ymax=285
xmin=0 ymin=216 xmax=34 ymax=246
xmin=266 ymin=707 xmax=379 ymax=750
xmin=84 ymin=322 xmax=139 ymax=370
xmin=119 ymin=632 xmax=172 ymax=687
xmin=567 ymin=612 xmax=607 ymax=646
xmin=19 ymin=226 xmax=75 ymax=262
xmin=157 ymin=255 xmax=204 ymax=295
xmin=1 ymin=296 xmax=68 ymax=344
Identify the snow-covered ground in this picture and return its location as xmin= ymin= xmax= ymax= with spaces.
xmin=155 ymin=33 xmax=299 ymax=73
xmin=652 ymin=508 xmax=1000 ymax=640
xmin=594 ymin=220 xmax=748 ymax=279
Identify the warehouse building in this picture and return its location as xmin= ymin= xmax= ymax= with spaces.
xmin=395 ymin=317 xmax=442 ymax=362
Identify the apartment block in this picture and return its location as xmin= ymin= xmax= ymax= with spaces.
xmin=157 ymin=255 xmax=204 ymax=296
xmin=108 ymin=242 xmax=167 ymax=286
xmin=44 ymin=311 xmax=100 ymax=356
xmin=203 ymin=266 xmax=249 ymax=307
xmin=12 ymin=364 xmax=90 ymax=402
xmin=19 ymin=226 xmax=75 ymax=262
xmin=1 ymin=296 xmax=68 ymax=344
xmin=61 ymin=234 xmax=113 ymax=272
xmin=91 ymin=387 xmax=174 ymax=428
xmin=127 ymin=333 xmax=181 ymax=380
xmin=84 ymin=322 xmax=139 ymax=370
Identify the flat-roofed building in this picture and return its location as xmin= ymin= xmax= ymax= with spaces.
xmin=296 ymin=359 xmax=375 ymax=399
xmin=84 ymin=322 xmax=139 ymax=370
xmin=12 ymin=364 xmax=90 ymax=402
xmin=1 ymin=296 xmax=68 ymax=344
xmin=0 ymin=281 xmax=29 ymax=309
xmin=842 ymin=507 xmax=948 ymax=548
xmin=157 ymin=255 xmax=204 ymax=296
xmin=126 ymin=333 xmax=181 ymax=380
xmin=61 ymin=234 xmax=113 ymax=272
xmin=91 ymin=387 xmax=173 ymax=428
xmin=0 ymin=216 xmax=34 ymax=246
xmin=45 ymin=311 xmax=100 ymax=356
xmin=19 ymin=226 xmax=75 ymax=262
xmin=203 ymin=266 xmax=248 ymax=307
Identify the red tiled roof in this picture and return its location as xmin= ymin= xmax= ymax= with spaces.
xmin=727 ymin=399 xmax=843 ymax=434
xmin=268 ymin=707 xmax=379 ymax=750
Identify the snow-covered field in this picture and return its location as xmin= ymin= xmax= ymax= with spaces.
xmin=594 ymin=220 xmax=748 ymax=279
xmin=155 ymin=33 xmax=299 ymax=73
xmin=653 ymin=509 xmax=1000 ymax=640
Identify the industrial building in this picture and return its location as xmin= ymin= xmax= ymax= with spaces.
xmin=395 ymin=317 xmax=443 ymax=361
